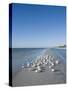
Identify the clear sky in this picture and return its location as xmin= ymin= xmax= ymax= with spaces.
xmin=12 ymin=3 xmax=66 ymax=48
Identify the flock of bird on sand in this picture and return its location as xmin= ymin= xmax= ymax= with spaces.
xmin=22 ymin=54 xmax=59 ymax=73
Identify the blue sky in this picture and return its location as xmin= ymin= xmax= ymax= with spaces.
xmin=12 ymin=3 xmax=66 ymax=48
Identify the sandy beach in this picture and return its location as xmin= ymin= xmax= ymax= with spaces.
xmin=12 ymin=48 xmax=66 ymax=87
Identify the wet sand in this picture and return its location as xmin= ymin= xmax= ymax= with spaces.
xmin=12 ymin=49 xmax=66 ymax=87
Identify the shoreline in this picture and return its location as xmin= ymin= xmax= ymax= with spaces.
xmin=55 ymin=48 xmax=66 ymax=49
xmin=12 ymin=48 xmax=66 ymax=87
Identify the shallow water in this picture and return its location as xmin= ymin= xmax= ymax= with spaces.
xmin=12 ymin=48 xmax=46 ymax=77
xmin=12 ymin=48 xmax=66 ymax=77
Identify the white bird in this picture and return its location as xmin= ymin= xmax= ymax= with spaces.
xmin=35 ymin=65 xmax=42 ymax=72
xmin=22 ymin=64 xmax=24 ymax=69
xmin=51 ymin=57 xmax=54 ymax=61
xmin=35 ymin=70 xmax=38 ymax=72
xmin=48 ymin=59 xmax=54 ymax=66
xmin=45 ymin=55 xmax=48 ymax=60
xmin=27 ymin=62 xmax=30 ymax=67
xmin=51 ymin=68 xmax=55 ymax=72
xmin=55 ymin=60 xmax=59 ymax=64
xmin=45 ymin=61 xmax=48 ymax=65
xmin=49 ymin=65 xmax=52 ymax=69
xmin=51 ymin=63 xmax=54 ymax=66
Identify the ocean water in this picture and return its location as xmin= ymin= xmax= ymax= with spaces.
xmin=12 ymin=48 xmax=66 ymax=77
xmin=52 ymin=48 xmax=66 ymax=63
xmin=12 ymin=48 xmax=46 ymax=77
